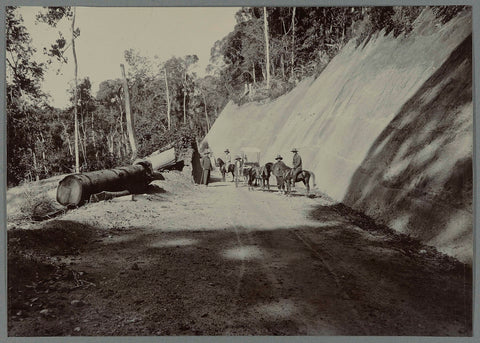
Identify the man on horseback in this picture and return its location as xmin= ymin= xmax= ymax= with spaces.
xmin=224 ymin=149 xmax=232 ymax=171
xmin=291 ymin=148 xmax=302 ymax=189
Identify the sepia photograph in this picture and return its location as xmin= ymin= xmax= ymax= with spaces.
xmin=3 ymin=1 xmax=476 ymax=339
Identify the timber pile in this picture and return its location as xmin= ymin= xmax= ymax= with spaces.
xmin=56 ymin=142 xmax=202 ymax=207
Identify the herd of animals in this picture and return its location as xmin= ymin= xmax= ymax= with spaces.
xmin=215 ymin=154 xmax=316 ymax=196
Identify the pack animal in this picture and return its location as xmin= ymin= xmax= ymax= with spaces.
xmin=258 ymin=162 xmax=273 ymax=190
xmin=217 ymin=158 xmax=235 ymax=182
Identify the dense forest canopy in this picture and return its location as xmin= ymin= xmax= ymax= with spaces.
xmin=6 ymin=5 xmax=467 ymax=187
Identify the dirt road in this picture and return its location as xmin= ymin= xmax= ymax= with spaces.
xmin=8 ymin=171 xmax=472 ymax=336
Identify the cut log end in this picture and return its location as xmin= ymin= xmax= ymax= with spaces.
xmin=57 ymin=175 xmax=84 ymax=207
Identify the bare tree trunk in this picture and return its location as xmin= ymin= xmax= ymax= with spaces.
xmin=118 ymin=105 xmax=125 ymax=158
xmin=291 ymin=7 xmax=296 ymax=79
xmin=31 ymin=149 xmax=39 ymax=181
xmin=164 ymin=68 xmax=171 ymax=130
xmin=263 ymin=7 xmax=270 ymax=89
xmin=183 ymin=72 xmax=187 ymax=125
xmin=80 ymin=107 xmax=87 ymax=165
xmin=107 ymin=132 xmax=115 ymax=154
xmin=202 ymin=93 xmax=210 ymax=131
xmin=183 ymin=92 xmax=187 ymax=124
xmin=120 ymin=64 xmax=138 ymax=162
xmin=252 ymin=62 xmax=256 ymax=84
xmin=72 ymin=7 xmax=79 ymax=173
xmin=91 ymin=111 xmax=96 ymax=148
xmin=281 ymin=54 xmax=285 ymax=79
xmin=79 ymin=134 xmax=87 ymax=168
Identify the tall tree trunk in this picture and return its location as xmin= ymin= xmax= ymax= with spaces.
xmin=263 ymin=7 xmax=270 ymax=89
xmin=79 ymin=134 xmax=87 ymax=168
xmin=80 ymin=108 xmax=87 ymax=163
xmin=183 ymin=72 xmax=187 ymax=125
xmin=202 ymin=93 xmax=210 ymax=131
xmin=31 ymin=149 xmax=39 ymax=181
xmin=183 ymin=92 xmax=187 ymax=125
xmin=281 ymin=54 xmax=285 ymax=79
xmin=252 ymin=62 xmax=256 ymax=84
xmin=291 ymin=7 xmax=296 ymax=79
xmin=118 ymin=104 xmax=125 ymax=158
xmin=120 ymin=64 xmax=138 ymax=162
xmin=164 ymin=68 xmax=171 ymax=130
xmin=72 ymin=7 xmax=79 ymax=173
xmin=91 ymin=111 xmax=96 ymax=148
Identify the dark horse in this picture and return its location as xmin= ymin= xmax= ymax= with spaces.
xmin=247 ymin=166 xmax=260 ymax=190
xmin=258 ymin=162 xmax=273 ymax=190
xmin=217 ymin=158 xmax=235 ymax=181
xmin=272 ymin=161 xmax=316 ymax=195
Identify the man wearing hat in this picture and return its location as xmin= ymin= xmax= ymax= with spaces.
xmin=272 ymin=154 xmax=288 ymax=177
xmin=224 ymin=149 xmax=232 ymax=171
xmin=291 ymin=148 xmax=303 ymax=189
xmin=201 ymin=150 xmax=213 ymax=186
xmin=272 ymin=154 xmax=288 ymax=192
xmin=234 ymin=155 xmax=243 ymax=186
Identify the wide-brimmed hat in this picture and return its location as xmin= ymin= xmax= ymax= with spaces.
xmin=291 ymin=148 xmax=298 ymax=153
xmin=224 ymin=149 xmax=230 ymax=153
xmin=234 ymin=155 xmax=241 ymax=160
xmin=275 ymin=154 xmax=283 ymax=160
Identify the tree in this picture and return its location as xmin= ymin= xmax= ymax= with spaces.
xmin=37 ymin=6 xmax=82 ymax=172
xmin=6 ymin=7 xmax=48 ymax=185
xmin=263 ymin=7 xmax=271 ymax=89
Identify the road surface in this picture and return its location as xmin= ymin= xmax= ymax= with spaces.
xmin=8 ymin=171 xmax=472 ymax=336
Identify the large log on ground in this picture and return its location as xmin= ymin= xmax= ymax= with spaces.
xmin=57 ymin=164 xmax=151 ymax=207
xmin=57 ymin=142 xmax=202 ymax=207
xmin=144 ymin=147 xmax=176 ymax=170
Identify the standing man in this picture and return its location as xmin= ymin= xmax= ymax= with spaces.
xmin=291 ymin=148 xmax=302 ymax=189
xmin=234 ymin=155 xmax=242 ymax=187
xmin=201 ymin=150 xmax=213 ymax=186
xmin=273 ymin=154 xmax=288 ymax=192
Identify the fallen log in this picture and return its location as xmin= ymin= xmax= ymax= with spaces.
xmin=57 ymin=142 xmax=201 ymax=207
xmin=144 ymin=147 xmax=176 ymax=170
xmin=56 ymin=163 xmax=153 ymax=207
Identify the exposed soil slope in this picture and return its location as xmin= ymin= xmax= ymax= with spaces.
xmin=203 ymin=9 xmax=472 ymax=262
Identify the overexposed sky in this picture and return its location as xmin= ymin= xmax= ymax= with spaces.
xmin=17 ymin=6 xmax=240 ymax=108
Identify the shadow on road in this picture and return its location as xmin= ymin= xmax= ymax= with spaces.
xmin=8 ymin=213 xmax=472 ymax=336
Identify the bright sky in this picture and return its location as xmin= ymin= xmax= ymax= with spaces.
xmin=18 ymin=6 xmax=240 ymax=108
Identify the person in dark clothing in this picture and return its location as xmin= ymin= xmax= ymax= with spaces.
xmin=273 ymin=154 xmax=289 ymax=192
xmin=273 ymin=154 xmax=288 ymax=172
xmin=291 ymin=148 xmax=303 ymax=189
xmin=201 ymin=151 xmax=213 ymax=186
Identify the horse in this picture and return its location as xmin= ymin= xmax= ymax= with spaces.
xmin=217 ymin=158 xmax=235 ymax=182
xmin=282 ymin=168 xmax=316 ymax=195
xmin=258 ymin=162 xmax=273 ymax=190
xmin=247 ymin=166 xmax=261 ymax=191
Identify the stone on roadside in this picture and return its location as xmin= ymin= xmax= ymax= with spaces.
xmin=71 ymin=300 xmax=84 ymax=307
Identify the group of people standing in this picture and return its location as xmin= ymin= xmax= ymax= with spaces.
xmin=200 ymin=147 xmax=303 ymax=188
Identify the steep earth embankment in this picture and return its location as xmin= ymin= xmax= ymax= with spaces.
xmin=203 ymin=10 xmax=473 ymax=263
